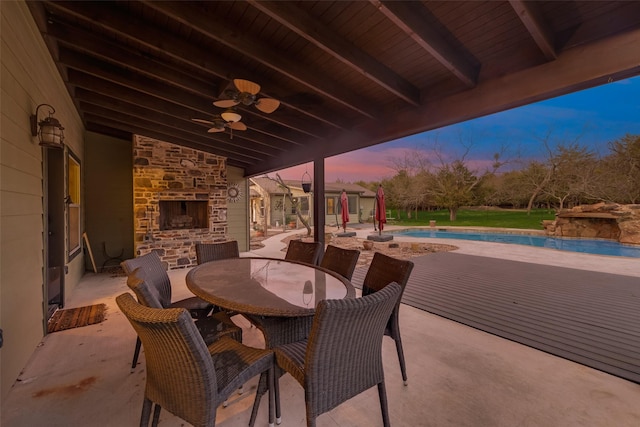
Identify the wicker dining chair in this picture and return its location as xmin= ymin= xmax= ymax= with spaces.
xmin=362 ymin=252 xmax=415 ymax=385
xmin=272 ymin=282 xmax=402 ymax=427
xmin=121 ymin=252 xmax=213 ymax=319
xmin=122 ymin=252 xmax=213 ymax=371
xmin=116 ymin=293 xmax=275 ymax=427
xmin=284 ymin=240 xmax=322 ymax=265
xmin=127 ymin=270 xmax=242 ymax=347
xmin=195 ymin=241 xmax=240 ymax=265
xmin=319 ymin=244 xmax=360 ymax=280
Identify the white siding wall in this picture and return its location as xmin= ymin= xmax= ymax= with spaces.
xmin=1 ymin=1 xmax=84 ymax=398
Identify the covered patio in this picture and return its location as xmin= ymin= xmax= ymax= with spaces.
xmin=3 ymin=235 xmax=640 ymax=426
xmin=2 ymin=0 xmax=640 ymax=417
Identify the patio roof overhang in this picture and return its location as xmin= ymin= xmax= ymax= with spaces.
xmin=27 ymin=1 xmax=640 ymax=177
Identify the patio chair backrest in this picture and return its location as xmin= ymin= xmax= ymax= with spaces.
xmin=362 ymin=252 xmax=414 ymax=304
xmin=319 ymin=244 xmax=360 ymax=280
xmin=195 ymin=241 xmax=239 ymax=264
xmin=285 ymin=240 xmax=322 ymax=265
xmin=126 ymin=268 xmax=163 ymax=309
xmin=121 ymin=252 xmax=172 ymax=308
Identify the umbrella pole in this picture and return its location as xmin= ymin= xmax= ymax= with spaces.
xmin=373 ymin=195 xmax=377 ymax=231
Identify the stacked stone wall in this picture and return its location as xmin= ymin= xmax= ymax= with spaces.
xmin=133 ymin=135 xmax=228 ymax=268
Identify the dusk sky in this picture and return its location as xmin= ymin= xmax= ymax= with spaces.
xmin=274 ymin=75 xmax=640 ymax=183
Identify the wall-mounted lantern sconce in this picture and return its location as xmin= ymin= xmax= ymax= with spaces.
xmin=30 ymin=104 xmax=65 ymax=148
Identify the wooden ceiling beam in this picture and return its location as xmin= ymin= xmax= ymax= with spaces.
xmin=80 ymin=103 xmax=268 ymax=161
xmin=56 ymin=45 xmax=320 ymax=142
xmin=45 ymin=22 xmax=220 ymax=99
xmin=76 ymin=93 xmax=283 ymax=158
xmin=43 ymin=1 xmax=348 ymax=131
xmin=248 ymin=0 xmax=421 ymax=107
xmin=57 ymin=47 xmax=312 ymax=147
xmin=372 ymin=0 xmax=478 ymax=88
xmin=556 ymin=1 xmax=640 ymax=50
xmin=508 ymin=0 xmax=556 ymax=61
xmin=142 ymin=0 xmax=381 ymax=119
xmin=83 ymin=112 xmax=256 ymax=166
xmin=66 ymin=70 xmax=300 ymax=152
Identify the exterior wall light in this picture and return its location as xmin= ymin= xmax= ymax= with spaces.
xmin=30 ymin=104 xmax=65 ymax=148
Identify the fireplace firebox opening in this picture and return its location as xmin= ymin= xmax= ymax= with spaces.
xmin=159 ymin=200 xmax=208 ymax=230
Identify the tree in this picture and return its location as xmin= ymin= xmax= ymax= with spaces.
xmin=384 ymin=148 xmax=433 ymax=218
xmin=521 ymin=161 xmax=553 ymax=214
xmin=265 ymin=174 xmax=312 ymax=236
xmin=424 ymin=138 xmax=504 ymax=221
xmin=541 ymin=143 xmax=597 ymax=209
xmin=427 ymin=160 xmax=479 ymax=220
xmin=594 ymin=134 xmax=640 ymax=203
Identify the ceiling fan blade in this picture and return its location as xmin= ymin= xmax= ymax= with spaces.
xmin=192 ymin=118 xmax=216 ymax=125
xmin=228 ymin=121 xmax=247 ymax=131
xmin=234 ymin=79 xmax=260 ymax=95
xmin=207 ymin=127 xmax=225 ymax=133
xmin=255 ymin=98 xmax=280 ymax=114
xmin=213 ymin=99 xmax=239 ymax=108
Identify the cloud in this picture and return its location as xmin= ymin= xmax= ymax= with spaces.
xmin=276 ymin=146 xmax=423 ymax=182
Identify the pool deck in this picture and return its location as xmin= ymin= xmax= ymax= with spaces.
xmin=370 ymin=225 xmax=640 ymax=277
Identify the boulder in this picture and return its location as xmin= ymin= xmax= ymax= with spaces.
xmin=543 ymin=203 xmax=640 ymax=245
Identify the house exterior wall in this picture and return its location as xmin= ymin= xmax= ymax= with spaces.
xmin=226 ymin=166 xmax=249 ymax=251
xmin=360 ymin=196 xmax=375 ymax=223
xmin=250 ymin=179 xmax=375 ymax=230
xmin=1 ymin=0 xmax=85 ymax=398
xmin=272 ymin=188 xmax=311 ymax=229
xmin=323 ymin=192 xmax=377 ymax=226
xmin=84 ymin=132 xmax=134 ymax=269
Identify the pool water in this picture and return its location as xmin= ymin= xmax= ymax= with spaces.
xmin=394 ymin=229 xmax=640 ymax=258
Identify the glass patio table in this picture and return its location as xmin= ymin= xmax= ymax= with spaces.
xmin=185 ymin=257 xmax=355 ymax=318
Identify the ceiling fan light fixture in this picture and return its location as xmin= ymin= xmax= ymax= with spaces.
xmin=221 ymin=109 xmax=241 ymax=123
xmin=239 ymin=92 xmax=256 ymax=106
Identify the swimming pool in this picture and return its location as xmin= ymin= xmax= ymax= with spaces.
xmin=394 ymin=229 xmax=640 ymax=258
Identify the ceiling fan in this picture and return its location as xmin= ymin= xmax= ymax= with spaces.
xmin=213 ymin=79 xmax=280 ymax=114
xmin=192 ymin=113 xmax=247 ymax=139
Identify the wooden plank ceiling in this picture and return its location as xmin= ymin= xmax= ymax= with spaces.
xmin=28 ymin=1 xmax=640 ymax=177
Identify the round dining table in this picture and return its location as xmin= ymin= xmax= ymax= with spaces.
xmin=186 ymin=257 xmax=355 ymax=318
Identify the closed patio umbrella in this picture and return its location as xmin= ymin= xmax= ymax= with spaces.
xmin=340 ymin=190 xmax=349 ymax=233
xmin=375 ymin=185 xmax=386 ymax=234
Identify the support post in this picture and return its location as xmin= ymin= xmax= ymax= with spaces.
xmin=312 ymin=158 xmax=325 ymax=253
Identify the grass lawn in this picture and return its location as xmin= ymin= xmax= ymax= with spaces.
xmin=389 ymin=208 xmax=555 ymax=230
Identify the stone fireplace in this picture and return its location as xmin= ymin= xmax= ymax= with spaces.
xmin=159 ymin=200 xmax=209 ymax=230
xmin=133 ymin=135 xmax=229 ymax=269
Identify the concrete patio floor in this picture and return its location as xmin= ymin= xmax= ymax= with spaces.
xmin=3 ymin=230 xmax=640 ymax=427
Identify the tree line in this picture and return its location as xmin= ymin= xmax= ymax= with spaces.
xmin=355 ymin=134 xmax=640 ymax=221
